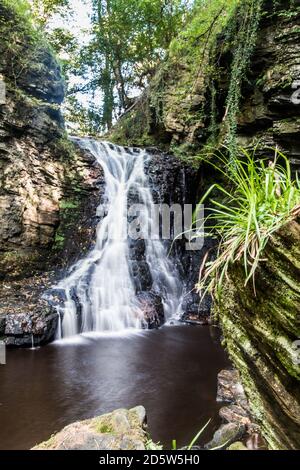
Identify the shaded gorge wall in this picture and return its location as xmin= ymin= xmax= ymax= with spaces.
xmin=215 ymin=219 xmax=300 ymax=449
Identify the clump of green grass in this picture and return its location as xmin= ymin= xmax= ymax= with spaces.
xmin=196 ymin=147 xmax=300 ymax=298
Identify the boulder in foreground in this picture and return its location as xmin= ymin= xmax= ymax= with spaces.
xmin=33 ymin=406 xmax=155 ymax=450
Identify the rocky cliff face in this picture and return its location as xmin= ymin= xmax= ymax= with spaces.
xmin=225 ymin=0 xmax=300 ymax=165
xmin=143 ymin=149 xmax=211 ymax=321
xmin=215 ymin=218 xmax=300 ymax=450
xmin=110 ymin=0 xmax=300 ymax=165
xmin=212 ymin=2 xmax=300 ymax=449
xmin=0 ymin=3 xmax=102 ymax=345
xmin=0 ymin=3 xmax=101 ymax=281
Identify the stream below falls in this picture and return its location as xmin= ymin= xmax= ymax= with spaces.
xmin=0 ymin=325 xmax=229 ymax=450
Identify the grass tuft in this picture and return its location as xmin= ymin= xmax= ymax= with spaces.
xmin=195 ymin=147 xmax=300 ymax=298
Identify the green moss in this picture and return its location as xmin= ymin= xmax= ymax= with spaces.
xmin=108 ymin=96 xmax=158 ymax=148
xmin=34 ymin=433 xmax=57 ymax=450
xmin=0 ymin=1 xmax=50 ymax=87
xmin=93 ymin=421 xmax=114 ymax=434
xmin=59 ymin=199 xmax=79 ymax=210
xmin=170 ymin=142 xmax=201 ymax=167
xmin=54 ymin=233 xmax=65 ymax=249
xmin=227 ymin=441 xmax=248 ymax=450
xmin=53 ymin=198 xmax=82 ymax=251
xmin=54 ymin=134 xmax=77 ymax=161
xmin=5 ymin=81 xmax=60 ymax=109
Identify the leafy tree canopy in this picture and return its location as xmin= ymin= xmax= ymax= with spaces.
xmin=1 ymin=0 xmax=246 ymax=135
xmin=74 ymin=0 xmax=192 ymax=133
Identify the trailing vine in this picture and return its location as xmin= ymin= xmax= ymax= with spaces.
xmin=223 ymin=0 xmax=263 ymax=159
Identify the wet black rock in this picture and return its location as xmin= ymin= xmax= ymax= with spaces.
xmin=130 ymin=261 xmax=153 ymax=292
xmin=137 ymin=291 xmax=164 ymax=329
xmin=126 ymin=149 xmax=202 ymax=320
xmin=3 ymin=308 xmax=58 ymax=347
xmin=43 ymin=288 xmax=67 ymax=307
xmin=179 ymin=239 xmax=216 ymax=319
xmin=144 ymin=149 xmax=210 ymax=320
xmin=214 ymin=369 xmax=263 ymax=449
xmin=70 ymin=287 xmax=82 ymax=317
xmin=19 ymin=48 xmax=64 ymax=105
xmin=128 ymin=238 xmax=146 ymax=262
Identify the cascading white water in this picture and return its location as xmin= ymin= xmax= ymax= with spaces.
xmin=54 ymin=140 xmax=184 ymax=338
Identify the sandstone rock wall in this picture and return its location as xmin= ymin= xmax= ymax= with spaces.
xmin=0 ymin=2 xmax=101 ymax=280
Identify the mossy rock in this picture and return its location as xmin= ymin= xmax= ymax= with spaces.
xmin=216 ymin=218 xmax=300 ymax=449
xmin=32 ymin=406 xmax=160 ymax=451
xmin=228 ymin=441 xmax=248 ymax=451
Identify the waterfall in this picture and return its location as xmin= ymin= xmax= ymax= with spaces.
xmin=54 ymin=140 xmax=184 ymax=338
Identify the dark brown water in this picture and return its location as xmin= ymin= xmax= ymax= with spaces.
xmin=0 ymin=325 xmax=230 ymax=450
